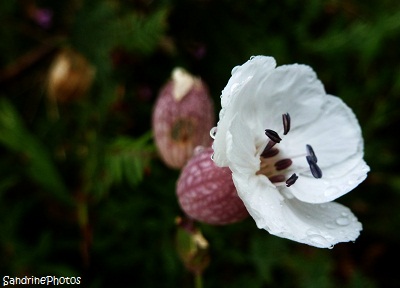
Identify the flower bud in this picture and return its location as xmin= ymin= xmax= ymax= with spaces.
xmin=176 ymin=147 xmax=249 ymax=225
xmin=47 ymin=48 xmax=95 ymax=104
xmin=152 ymin=68 xmax=214 ymax=169
xmin=175 ymin=217 xmax=210 ymax=275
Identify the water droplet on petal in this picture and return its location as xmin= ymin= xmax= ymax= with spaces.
xmin=308 ymin=234 xmax=329 ymax=246
xmin=336 ymin=217 xmax=350 ymax=226
xmin=341 ymin=212 xmax=348 ymax=217
xmin=306 ymin=228 xmax=320 ymax=236
xmin=324 ymin=220 xmax=336 ymax=229
xmin=230 ymin=83 xmax=239 ymax=94
xmin=231 ymin=66 xmax=240 ymax=75
xmin=210 ymin=127 xmax=217 ymax=139
xmin=347 ymin=180 xmax=353 ymax=186
xmin=250 ymin=56 xmax=256 ymax=60
xmin=324 ymin=186 xmax=340 ymax=197
xmin=193 ymin=146 xmax=205 ymax=155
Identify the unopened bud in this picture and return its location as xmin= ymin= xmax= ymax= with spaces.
xmin=47 ymin=48 xmax=95 ymax=104
xmin=176 ymin=147 xmax=249 ymax=225
xmin=152 ymin=68 xmax=214 ymax=169
xmin=175 ymin=217 xmax=210 ymax=275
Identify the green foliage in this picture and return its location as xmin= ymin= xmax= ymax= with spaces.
xmin=1 ymin=0 xmax=400 ymax=287
xmin=0 ymin=98 xmax=71 ymax=204
xmin=115 ymin=8 xmax=169 ymax=55
xmin=104 ymin=133 xmax=154 ymax=189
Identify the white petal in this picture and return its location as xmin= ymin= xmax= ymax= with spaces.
xmin=220 ymin=56 xmax=276 ymax=114
xmin=214 ymin=59 xmax=329 ymax=167
xmin=252 ymin=64 xmax=326 ymax=133
xmin=232 ymin=172 xmax=284 ymax=232
xmin=283 ymin=158 xmax=369 ymax=203
xmin=233 ymin=172 xmax=362 ymax=248
xmin=225 ymin=114 xmax=260 ymax=174
xmin=214 ymin=56 xmax=276 ymax=166
xmin=279 ymin=95 xmax=369 ymax=203
xmin=279 ymin=198 xmax=362 ymax=248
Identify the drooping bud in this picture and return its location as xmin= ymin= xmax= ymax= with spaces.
xmin=152 ymin=68 xmax=214 ymax=169
xmin=47 ymin=48 xmax=95 ymax=104
xmin=175 ymin=217 xmax=210 ymax=276
xmin=176 ymin=147 xmax=249 ymax=225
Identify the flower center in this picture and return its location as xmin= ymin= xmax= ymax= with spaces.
xmin=257 ymin=113 xmax=322 ymax=187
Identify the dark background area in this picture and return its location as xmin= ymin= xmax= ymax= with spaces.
xmin=1 ymin=0 xmax=400 ymax=287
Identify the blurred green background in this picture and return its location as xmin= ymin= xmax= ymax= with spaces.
xmin=1 ymin=0 xmax=400 ymax=287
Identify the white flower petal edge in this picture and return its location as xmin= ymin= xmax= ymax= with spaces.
xmin=212 ymin=55 xmax=369 ymax=248
xmin=233 ymin=171 xmax=362 ymax=248
xmin=213 ymin=56 xmax=278 ymax=167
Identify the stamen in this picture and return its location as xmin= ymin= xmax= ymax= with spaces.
xmin=269 ymin=175 xmax=286 ymax=183
xmin=306 ymin=156 xmax=322 ymax=178
xmin=263 ymin=140 xmax=277 ymax=153
xmin=261 ymin=147 xmax=279 ymax=158
xmin=275 ymin=158 xmax=293 ymax=171
xmin=265 ymin=129 xmax=282 ymax=143
xmin=285 ymin=173 xmax=298 ymax=187
xmin=282 ymin=113 xmax=291 ymax=135
xmin=306 ymin=144 xmax=317 ymax=163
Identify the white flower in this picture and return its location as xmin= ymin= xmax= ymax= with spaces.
xmin=211 ymin=56 xmax=370 ymax=248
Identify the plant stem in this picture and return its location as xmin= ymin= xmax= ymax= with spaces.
xmin=194 ymin=272 xmax=203 ymax=288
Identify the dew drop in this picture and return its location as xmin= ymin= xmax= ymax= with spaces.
xmin=324 ymin=220 xmax=336 ymax=229
xmin=336 ymin=217 xmax=350 ymax=226
xmin=250 ymin=56 xmax=256 ymax=60
xmin=306 ymin=228 xmax=320 ymax=236
xmin=324 ymin=186 xmax=339 ymax=197
xmin=210 ymin=127 xmax=217 ymax=139
xmin=341 ymin=212 xmax=348 ymax=217
xmin=193 ymin=146 xmax=205 ymax=155
xmin=349 ymin=173 xmax=366 ymax=185
xmin=231 ymin=66 xmax=240 ymax=75
xmin=308 ymin=234 xmax=329 ymax=246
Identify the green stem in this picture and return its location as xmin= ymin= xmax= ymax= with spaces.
xmin=194 ymin=272 xmax=203 ymax=288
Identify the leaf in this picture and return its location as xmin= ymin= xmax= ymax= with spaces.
xmin=0 ymin=98 xmax=72 ymax=204
xmin=114 ymin=8 xmax=169 ymax=55
xmin=104 ymin=132 xmax=155 ymax=188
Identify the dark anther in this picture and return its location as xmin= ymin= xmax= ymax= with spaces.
xmin=261 ymin=147 xmax=279 ymax=158
xmin=282 ymin=113 xmax=291 ymax=135
xmin=263 ymin=140 xmax=277 ymax=153
xmin=265 ymin=129 xmax=282 ymax=143
xmin=275 ymin=158 xmax=293 ymax=171
xmin=306 ymin=156 xmax=322 ymax=178
xmin=269 ymin=175 xmax=286 ymax=183
xmin=286 ymin=173 xmax=298 ymax=187
xmin=306 ymin=144 xmax=318 ymax=163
